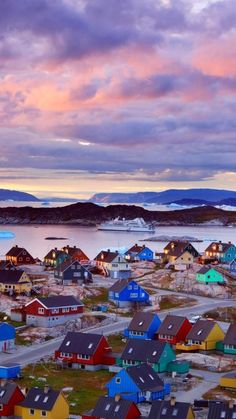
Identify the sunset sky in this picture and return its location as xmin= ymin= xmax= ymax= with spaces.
xmin=1 ymin=0 xmax=236 ymax=199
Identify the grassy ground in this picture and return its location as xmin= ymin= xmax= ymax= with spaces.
xmin=203 ymin=385 xmax=236 ymax=401
xmin=107 ymin=333 xmax=126 ymax=352
xmin=203 ymin=307 xmax=236 ymax=322
xmin=0 ymin=312 xmax=25 ymax=328
xmin=18 ymin=362 xmax=112 ymax=415
xmin=83 ymin=287 xmax=108 ymax=307
xmin=158 ymin=295 xmax=196 ymax=311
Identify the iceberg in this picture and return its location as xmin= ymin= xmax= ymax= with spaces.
xmin=0 ymin=231 xmax=15 ymax=239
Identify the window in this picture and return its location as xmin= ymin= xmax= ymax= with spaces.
xmin=128 ymin=347 xmax=133 ymax=354
xmin=139 ymin=376 xmax=144 ymax=383
xmin=149 ymin=374 xmax=154 ymax=380
xmin=29 ymin=409 xmax=35 ymax=415
xmin=173 ymin=408 xmax=178 ymax=416
xmin=197 ymin=329 xmax=203 ymax=336
xmin=138 ymin=321 xmax=144 ymax=326
xmin=88 ymin=343 xmax=93 ymax=349
xmin=105 ymin=404 xmax=110 ymax=411
xmin=38 ymin=308 xmax=44 ymax=314
xmin=41 ymin=411 xmax=47 ymax=417
xmin=115 ymin=377 xmax=121 ymax=383
xmin=66 ymin=341 xmax=71 ymax=346
xmin=43 ymin=397 xmax=48 ymax=403
xmin=161 ymin=408 xmax=167 ymax=415
xmin=114 ymin=405 xmax=120 ymax=412
xmin=152 ymin=350 xmax=157 ymax=356
xmin=35 ymin=395 xmax=40 ymax=401
xmin=220 ymin=412 xmax=226 ymax=418
xmin=168 ymin=324 xmax=173 ymax=330
xmin=0 ymin=390 xmax=5 ymax=397
xmin=0 ymin=404 xmax=3 ymax=411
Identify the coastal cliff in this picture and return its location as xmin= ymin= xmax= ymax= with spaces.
xmin=0 ymin=202 xmax=235 ymax=226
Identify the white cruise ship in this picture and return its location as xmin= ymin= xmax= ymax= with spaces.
xmin=97 ymin=217 xmax=155 ymax=232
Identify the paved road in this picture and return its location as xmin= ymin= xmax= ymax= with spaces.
xmin=0 ymin=295 xmax=234 ymax=367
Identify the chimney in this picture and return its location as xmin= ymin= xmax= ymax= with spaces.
xmin=229 ymin=400 xmax=235 ymax=409
xmin=0 ymin=379 xmax=6 ymax=388
xmin=22 ymin=387 xmax=29 ymax=396
xmin=170 ymin=396 xmax=176 ymax=406
xmin=107 ymin=249 xmax=110 ymax=253
xmin=229 ymin=241 xmax=231 ymax=244
xmin=55 ymin=247 xmax=57 ymax=251
xmin=115 ymin=394 xmax=121 ymax=402
xmin=116 ymin=250 xmax=118 ymax=254
xmin=44 ymin=385 xmax=50 ymax=394
xmin=74 ymin=246 xmax=76 ymax=249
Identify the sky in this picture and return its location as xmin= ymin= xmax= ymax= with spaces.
xmin=1 ymin=0 xmax=236 ymax=199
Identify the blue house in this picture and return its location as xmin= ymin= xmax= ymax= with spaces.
xmin=204 ymin=242 xmax=236 ymax=263
xmin=229 ymin=260 xmax=236 ymax=274
xmin=0 ymin=323 xmax=15 ymax=352
xmin=108 ymin=279 xmax=150 ymax=308
xmin=106 ymin=363 xmax=170 ymax=403
xmin=125 ymin=244 xmax=154 ymax=262
xmin=124 ymin=311 xmax=161 ymax=340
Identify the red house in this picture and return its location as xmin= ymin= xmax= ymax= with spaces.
xmin=55 ymin=332 xmax=116 ymax=371
xmin=156 ymin=315 xmax=192 ymax=345
xmin=82 ymin=396 xmax=141 ymax=419
xmin=25 ymin=295 xmax=83 ymax=328
xmin=62 ymin=245 xmax=89 ymax=263
xmin=0 ymin=381 xmax=25 ymax=417
xmin=6 ymin=245 xmax=35 ymax=265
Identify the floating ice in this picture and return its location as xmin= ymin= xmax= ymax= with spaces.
xmin=0 ymin=231 xmax=15 ymax=239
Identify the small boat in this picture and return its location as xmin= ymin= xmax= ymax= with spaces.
xmin=97 ymin=217 xmax=155 ymax=232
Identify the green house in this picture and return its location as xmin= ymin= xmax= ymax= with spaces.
xmin=196 ymin=267 xmax=224 ymax=284
xmin=116 ymin=339 xmax=175 ymax=373
xmin=223 ymin=324 xmax=236 ymax=355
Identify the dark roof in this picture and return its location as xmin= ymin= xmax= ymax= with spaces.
xmin=205 ymin=242 xmax=233 ymax=253
xmin=0 ymin=270 xmax=26 ymax=284
xmin=6 ymin=246 xmax=33 ymax=258
xmin=36 ymin=295 xmax=83 ymax=309
xmin=61 ymin=246 xmax=89 ymax=261
xmin=125 ymin=244 xmax=145 ymax=255
xmin=44 ymin=248 xmax=65 ymax=260
xmin=207 ymin=401 xmax=236 ymax=419
xmin=126 ymin=363 xmax=164 ymax=391
xmin=224 ymin=324 xmax=236 ymax=346
xmin=121 ymin=339 xmax=167 ymax=363
xmin=92 ymin=396 xmax=140 ymax=418
xmin=197 ymin=266 xmax=212 ymax=274
xmin=0 ymin=382 xmax=20 ymax=404
xmin=58 ymin=332 xmax=105 ymax=355
xmin=19 ymin=387 xmax=60 ymax=411
xmin=157 ymin=315 xmax=187 ymax=337
xmin=127 ymin=312 xmax=158 ymax=333
xmin=56 ymin=259 xmax=83 ymax=272
xmin=0 ymin=260 xmax=15 ymax=270
xmin=148 ymin=399 xmax=192 ymax=419
xmin=164 ymin=241 xmax=198 ymax=258
xmin=109 ymin=278 xmax=132 ymax=293
xmin=94 ymin=250 xmax=120 ymax=263
xmin=186 ymin=319 xmax=215 ymax=341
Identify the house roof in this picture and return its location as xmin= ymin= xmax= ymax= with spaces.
xmin=126 ymin=363 xmax=164 ymax=392
xmin=127 ymin=312 xmax=158 ymax=333
xmin=125 ymin=244 xmax=145 ymax=255
xmin=94 ymin=250 xmax=121 ymax=263
xmin=0 ymin=382 xmax=20 ymax=404
xmin=197 ymin=266 xmax=212 ymax=274
xmin=207 ymin=401 xmax=236 ymax=419
xmin=148 ymin=399 xmax=191 ymax=419
xmin=0 ymin=270 xmax=25 ymax=284
xmin=19 ymin=387 xmax=60 ymax=411
xmin=61 ymin=246 xmax=89 ymax=261
xmin=164 ymin=241 xmax=197 ymax=258
xmin=5 ymin=246 xmax=33 ymax=258
xmin=186 ymin=319 xmax=215 ymax=341
xmin=121 ymin=339 xmax=168 ymax=363
xmin=0 ymin=260 xmax=15 ymax=270
xmin=205 ymin=242 xmax=233 ymax=253
xmin=223 ymin=324 xmax=236 ymax=346
xmin=58 ymin=332 xmax=105 ymax=355
xmin=157 ymin=315 xmax=188 ymax=337
xmin=56 ymin=259 xmax=87 ymax=273
xmin=91 ymin=396 xmax=139 ymax=418
xmin=109 ymin=278 xmax=133 ymax=293
xmin=26 ymin=295 xmax=83 ymax=309
xmin=44 ymin=248 xmax=66 ymax=260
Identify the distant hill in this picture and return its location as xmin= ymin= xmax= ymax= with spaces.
xmin=0 ymin=189 xmax=39 ymax=201
xmin=90 ymin=189 xmax=236 ymax=204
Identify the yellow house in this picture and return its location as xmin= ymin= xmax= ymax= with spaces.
xmin=176 ymin=319 xmax=225 ymax=351
xmin=174 ymin=251 xmax=194 ymax=267
xmin=0 ymin=270 xmax=32 ymax=295
xmin=220 ymin=373 xmax=236 ymax=390
xmin=149 ymin=398 xmax=195 ymax=419
xmin=15 ymin=386 xmax=69 ymax=419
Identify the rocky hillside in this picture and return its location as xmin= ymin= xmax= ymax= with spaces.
xmin=0 ymin=202 xmax=236 ymax=225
